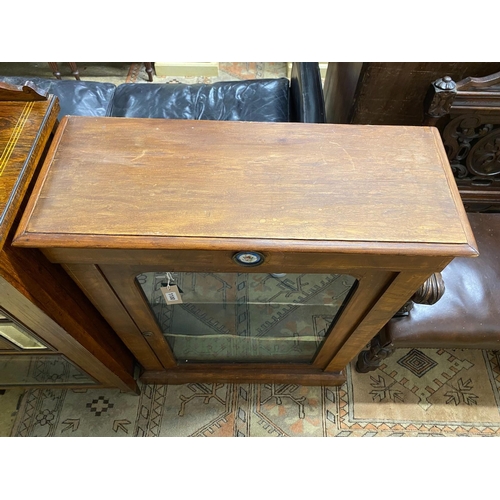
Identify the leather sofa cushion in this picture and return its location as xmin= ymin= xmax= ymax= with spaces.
xmin=110 ymin=79 xmax=290 ymax=121
xmin=0 ymin=76 xmax=116 ymax=120
xmin=46 ymin=80 xmax=116 ymax=119
xmin=386 ymin=212 xmax=500 ymax=349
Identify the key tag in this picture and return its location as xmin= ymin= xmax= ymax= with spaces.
xmin=160 ymin=272 xmax=183 ymax=304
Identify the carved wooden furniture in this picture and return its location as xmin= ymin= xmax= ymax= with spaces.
xmin=424 ymin=71 xmax=500 ymax=212
xmin=357 ymin=212 xmax=500 ymax=372
xmin=12 ymin=116 xmax=477 ymax=386
xmin=47 ymin=63 xmax=154 ymax=82
xmin=0 ymin=82 xmax=137 ymax=392
xmin=324 ymin=62 xmax=500 ymax=126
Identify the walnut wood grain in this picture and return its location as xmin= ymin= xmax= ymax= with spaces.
xmin=100 ymin=265 xmax=177 ymax=369
xmin=0 ymin=275 xmax=136 ymax=391
xmin=0 ymin=336 xmax=16 ymax=350
xmin=62 ymin=263 xmax=165 ymax=372
xmin=0 ymin=98 xmax=59 ymax=250
xmin=0 ymin=81 xmax=48 ymax=102
xmin=0 ymin=99 xmax=138 ymax=392
xmin=40 ymin=248 xmax=466 ymax=271
xmin=324 ymin=62 xmax=500 ymax=126
xmin=312 ymin=270 xmax=396 ymax=368
xmin=11 ymin=116 xmax=479 ymax=385
xmin=140 ymin=365 xmax=346 ymax=386
xmin=14 ymin=117 xmax=476 ymax=254
xmin=0 ymin=240 xmax=138 ymax=392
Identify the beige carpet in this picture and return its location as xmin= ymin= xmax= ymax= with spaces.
xmin=4 ymin=347 xmax=499 ymax=437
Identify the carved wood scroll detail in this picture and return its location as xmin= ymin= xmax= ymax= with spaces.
xmin=0 ymin=81 xmax=48 ymax=102
xmin=425 ymin=72 xmax=500 ymax=196
xmin=412 ymin=272 xmax=445 ymax=305
xmin=425 ymin=76 xmax=457 ymax=120
xmin=395 ymin=272 xmax=445 ymax=317
xmin=454 ymin=71 xmax=500 ymax=92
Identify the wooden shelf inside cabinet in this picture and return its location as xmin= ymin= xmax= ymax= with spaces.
xmin=0 ymin=82 xmax=137 ymax=392
xmin=13 ymin=117 xmax=478 ymax=386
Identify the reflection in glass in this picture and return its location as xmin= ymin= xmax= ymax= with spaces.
xmin=137 ymin=272 xmax=357 ymax=363
xmin=0 ymin=355 xmax=96 ymax=385
xmin=0 ymin=322 xmax=47 ymax=350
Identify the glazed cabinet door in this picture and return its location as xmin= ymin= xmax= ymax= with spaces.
xmin=0 ymin=309 xmax=98 ymax=387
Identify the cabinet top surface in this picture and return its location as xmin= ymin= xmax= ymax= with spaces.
xmin=0 ymin=98 xmax=58 ymax=251
xmin=14 ymin=116 xmax=476 ymax=255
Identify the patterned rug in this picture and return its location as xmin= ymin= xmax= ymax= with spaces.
xmin=4 ymin=347 xmax=499 ymax=437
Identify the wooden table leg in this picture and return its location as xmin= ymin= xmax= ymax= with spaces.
xmin=144 ymin=62 xmax=154 ymax=82
xmin=68 ymin=63 xmax=81 ymax=81
xmin=48 ymin=62 xmax=61 ymax=79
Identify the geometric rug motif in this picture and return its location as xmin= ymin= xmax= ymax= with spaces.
xmin=397 ymin=348 xmax=438 ymax=378
xmin=9 ymin=382 xmax=340 ymax=437
xmin=341 ymin=348 xmax=500 ymax=436
xmin=486 ymin=350 xmax=500 ymax=410
xmin=8 ymin=349 xmax=500 ymax=437
xmin=380 ymin=348 xmax=476 ymax=411
xmin=0 ymin=355 xmax=96 ymax=386
xmin=0 ymin=387 xmax=23 ymax=437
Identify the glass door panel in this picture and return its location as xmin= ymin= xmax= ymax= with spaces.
xmin=0 ymin=322 xmax=48 ymax=350
xmin=0 ymin=312 xmax=49 ymax=350
xmin=137 ymin=272 xmax=357 ymax=363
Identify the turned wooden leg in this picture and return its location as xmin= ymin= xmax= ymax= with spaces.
xmin=68 ymin=62 xmax=81 ymax=81
xmin=144 ymin=62 xmax=154 ymax=82
xmin=356 ymin=333 xmax=395 ymax=373
xmin=48 ymin=62 xmax=61 ymax=79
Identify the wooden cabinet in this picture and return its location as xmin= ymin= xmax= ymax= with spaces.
xmin=13 ymin=117 xmax=478 ymax=385
xmin=0 ymin=83 xmax=137 ymax=392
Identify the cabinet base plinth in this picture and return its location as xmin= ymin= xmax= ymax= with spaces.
xmin=139 ymin=365 xmax=346 ymax=386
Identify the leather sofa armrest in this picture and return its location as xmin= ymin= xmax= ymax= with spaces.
xmin=289 ymin=62 xmax=326 ymax=123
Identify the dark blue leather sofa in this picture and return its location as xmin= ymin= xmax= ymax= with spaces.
xmin=0 ymin=63 xmax=325 ymax=123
